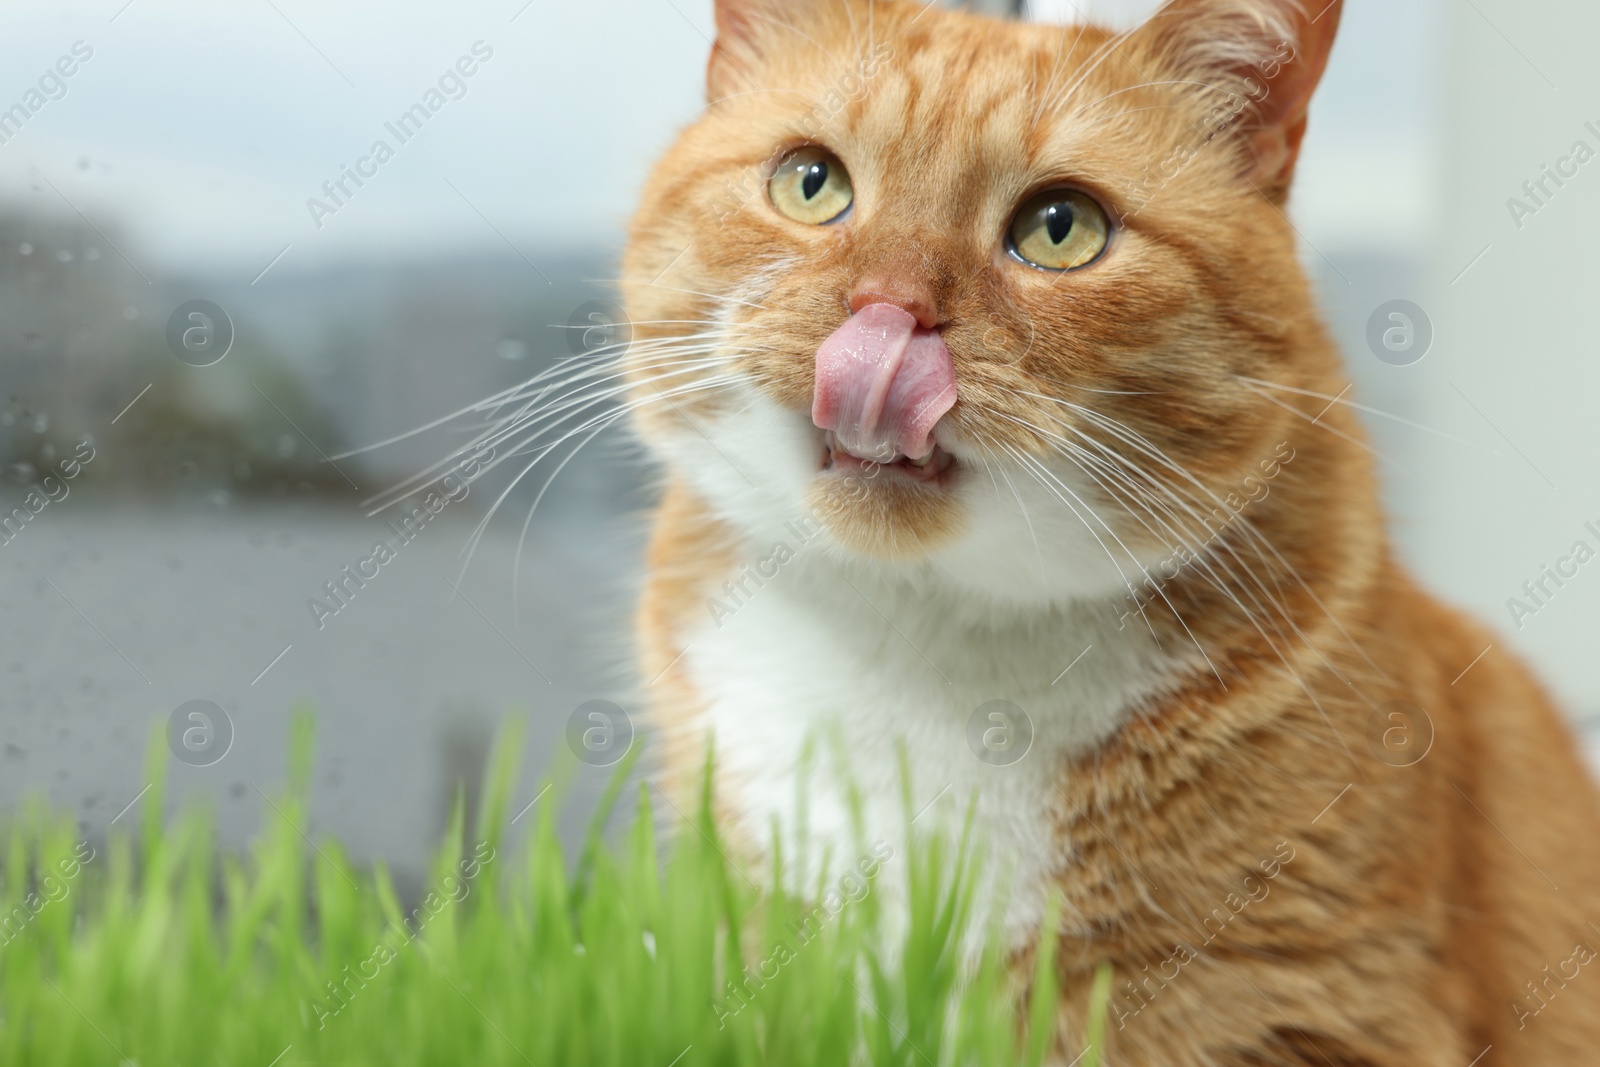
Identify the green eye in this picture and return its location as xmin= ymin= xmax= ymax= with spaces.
xmin=769 ymin=147 xmax=853 ymax=225
xmin=1008 ymin=189 xmax=1110 ymax=270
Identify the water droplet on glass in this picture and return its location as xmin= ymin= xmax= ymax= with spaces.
xmin=17 ymin=243 xmax=31 ymax=256
xmin=496 ymin=338 xmax=527 ymax=361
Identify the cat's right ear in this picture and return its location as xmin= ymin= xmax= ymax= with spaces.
xmin=706 ymin=0 xmax=784 ymax=101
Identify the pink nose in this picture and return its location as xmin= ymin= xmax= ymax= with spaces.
xmin=812 ymin=303 xmax=958 ymax=463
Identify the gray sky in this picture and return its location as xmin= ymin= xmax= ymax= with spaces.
xmin=0 ymin=0 xmax=1439 ymax=274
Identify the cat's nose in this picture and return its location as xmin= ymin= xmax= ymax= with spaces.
xmin=847 ymin=274 xmax=941 ymax=331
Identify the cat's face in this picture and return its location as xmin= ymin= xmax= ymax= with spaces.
xmin=621 ymin=0 xmax=1341 ymax=606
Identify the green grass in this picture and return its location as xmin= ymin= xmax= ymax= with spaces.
xmin=0 ymin=714 xmax=1106 ymax=1066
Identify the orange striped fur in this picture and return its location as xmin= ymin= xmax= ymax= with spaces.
xmin=619 ymin=1 xmax=1600 ymax=1062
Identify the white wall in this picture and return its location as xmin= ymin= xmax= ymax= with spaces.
xmin=1412 ymin=0 xmax=1600 ymax=720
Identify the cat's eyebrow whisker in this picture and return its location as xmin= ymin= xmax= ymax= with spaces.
xmin=1074 ymin=78 xmax=1237 ymax=117
xmin=1096 ymin=103 xmax=1187 ymax=122
xmin=1051 ymin=21 xmax=1149 ymax=120
xmin=1233 ymin=375 xmax=1488 ymax=451
xmin=743 ymin=7 xmax=852 ymax=70
xmin=690 ymin=87 xmax=836 ymax=116
xmin=1030 ymin=16 xmax=1092 ymax=135
xmin=838 ymin=0 xmax=863 ymax=64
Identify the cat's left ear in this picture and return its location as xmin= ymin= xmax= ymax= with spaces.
xmin=1141 ymin=0 xmax=1343 ymax=193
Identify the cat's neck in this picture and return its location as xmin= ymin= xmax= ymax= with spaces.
xmin=692 ymin=407 xmax=1383 ymax=705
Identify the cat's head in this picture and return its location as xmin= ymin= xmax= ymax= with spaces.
xmin=621 ymin=0 xmax=1346 ymax=607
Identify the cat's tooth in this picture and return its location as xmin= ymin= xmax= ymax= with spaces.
xmin=907 ymin=451 xmax=934 ymax=468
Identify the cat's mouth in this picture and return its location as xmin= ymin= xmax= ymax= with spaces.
xmin=811 ymin=304 xmax=958 ymax=484
xmin=819 ymin=430 xmax=956 ymax=484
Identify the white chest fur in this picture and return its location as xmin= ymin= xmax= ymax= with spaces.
xmin=677 ymin=550 xmax=1179 ymax=943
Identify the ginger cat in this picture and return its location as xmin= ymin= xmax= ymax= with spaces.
xmin=618 ymin=0 xmax=1600 ymax=1061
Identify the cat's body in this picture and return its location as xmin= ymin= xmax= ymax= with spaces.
xmin=619 ymin=0 xmax=1600 ymax=1061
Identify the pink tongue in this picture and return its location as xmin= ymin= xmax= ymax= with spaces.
xmin=812 ymin=303 xmax=957 ymax=463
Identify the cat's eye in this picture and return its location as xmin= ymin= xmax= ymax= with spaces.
xmin=768 ymin=147 xmax=853 ymax=226
xmin=1007 ymin=189 xmax=1110 ymax=271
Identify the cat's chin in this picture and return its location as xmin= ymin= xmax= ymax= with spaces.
xmin=805 ymin=444 xmax=966 ymax=561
